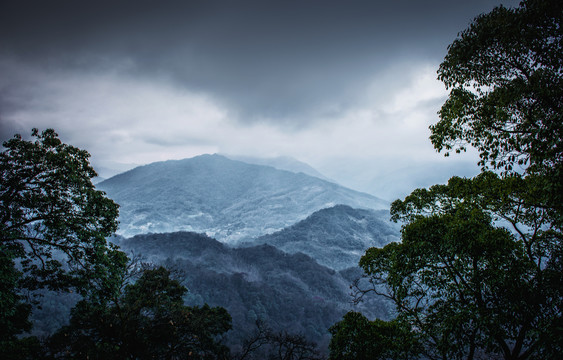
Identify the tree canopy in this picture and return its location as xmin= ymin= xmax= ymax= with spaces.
xmin=49 ymin=266 xmax=232 ymax=359
xmin=330 ymin=0 xmax=563 ymax=359
xmin=355 ymin=173 xmax=562 ymax=359
xmin=329 ymin=312 xmax=419 ymax=360
xmin=1 ymin=129 xmax=121 ymax=357
xmin=1 ymin=128 xmax=120 ymax=293
xmin=0 ymin=129 xmax=234 ymax=359
xmin=432 ymin=0 xmax=563 ymax=215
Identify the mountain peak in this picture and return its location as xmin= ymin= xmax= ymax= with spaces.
xmin=249 ymin=205 xmax=399 ymax=270
xmin=222 ymin=154 xmax=332 ymax=181
xmin=98 ymin=154 xmax=389 ymax=242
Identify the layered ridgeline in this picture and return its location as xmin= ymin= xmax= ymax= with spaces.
xmin=117 ymin=231 xmax=392 ymax=352
xmin=246 ymin=205 xmax=399 ymax=270
xmin=97 ymin=154 xmax=388 ymax=242
xmin=94 ymin=156 xmax=397 ymax=353
xmin=30 ymin=205 xmax=397 ymax=348
xmin=225 ymin=154 xmax=333 ymax=182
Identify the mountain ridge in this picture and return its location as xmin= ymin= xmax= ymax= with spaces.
xmin=117 ymin=231 xmax=392 ymax=351
xmin=223 ymin=154 xmax=333 ymax=182
xmin=246 ymin=205 xmax=399 ymax=270
xmin=97 ymin=154 xmax=389 ymax=242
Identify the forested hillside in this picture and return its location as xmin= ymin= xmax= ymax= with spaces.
xmin=118 ymin=231 xmax=392 ymax=352
xmin=248 ymin=205 xmax=399 ymax=270
xmin=97 ymin=154 xmax=388 ymax=242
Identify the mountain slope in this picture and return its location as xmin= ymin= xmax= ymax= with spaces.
xmin=117 ymin=231 xmax=391 ymax=352
xmin=97 ymin=154 xmax=388 ymax=242
xmin=224 ymin=154 xmax=333 ymax=181
xmin=247 ymin=205 xmax=399 ymax=270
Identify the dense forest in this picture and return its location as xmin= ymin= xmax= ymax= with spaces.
xmin=2 ymin=0 xmax=562 ymax=359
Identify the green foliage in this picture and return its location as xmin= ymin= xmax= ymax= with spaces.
xmin=331 ymin=1 xmax=563 ymax=359
xmin=1 ymin=129 xmax=235 ymax=359
xmin=353 ymin=174 xmax=562 ymax=359
xmin=433 ymin=0 xmax=563 ymax=215
xmin=329 ymin=312 xmax=419 ymax=360
xmin=48 ymin=266 xmax=232 ymax=359
xmin=0 ymin=251 xmax=31 ymax=340
xmin=0 ymin=128 xmax=120 ymax=292
xmin=434 ymin=0 xmax=562 ymax=172
xmin=0 ymin=250 xmax=42 ymax=359
xmin=0 ymin=128 xmax=121 ymax=357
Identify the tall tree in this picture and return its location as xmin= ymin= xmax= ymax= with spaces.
xmin=1 ymin=128 xmax=120 ymax=290
xmin=331 ymin=1 xmax=562 ymax=359
xmin=1 ymin=128 xmax=121 ymax=356
xmin=432 ymin=0 xmax=563 ymax=217
xmin=354 ymin=173 xmax=562 ymax=359
xmin=48 ymin=266 xmax=233 ymax=359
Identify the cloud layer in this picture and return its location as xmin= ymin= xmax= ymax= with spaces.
xmin=0 ymin=0 xmax=517 ymax=199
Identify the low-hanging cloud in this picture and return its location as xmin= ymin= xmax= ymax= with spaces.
xmin=0 ymin=56 xmax=480 ymax=199
xmin=0 ymin=0 xmax=516 ymax=198
xmin=0 ymin=0 xmax=519 ymax=126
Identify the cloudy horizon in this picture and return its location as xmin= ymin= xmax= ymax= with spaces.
xmin=0 ymin=0 xmax=519 ymax=201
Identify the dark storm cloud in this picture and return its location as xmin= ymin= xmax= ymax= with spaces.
xmin=0 ymin=0 xmax=519 ymax=126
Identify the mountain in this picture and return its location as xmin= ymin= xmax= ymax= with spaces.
xmin=246 ymin=205 xmax=399 ymax=270
xmin=224 ymin=154 xmax=333 ymax=181
xmin=117 ymin=231 xmax=392 ymax=352
xmin=97 ymin=154 xmax=389 ymax=242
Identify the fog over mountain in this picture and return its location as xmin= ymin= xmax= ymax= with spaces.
xmin=97 ymin=154 xmax=389 ymax=242
xmin=0 ymin=0 xmax=518 ymax=204
xmin=117 ymin=231 xmax=392 ymax=352
xmin=224 ymin=154 xmax=333 ymax=182
xmin=33 ymin=154 xmax=399 ymax=353
xmin=247 ymin=205 xmax=399 ymax=270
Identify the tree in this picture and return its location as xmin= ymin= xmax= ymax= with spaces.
xmin=432 ymin=0 xmax=563 ymax=216
xmin=0 ymin=128 xmax=120 ymax=290
xmin=354 ymin=173 xmax=562 ymax=359
xmin=331 ymin=1 xmax=562 ymax=359
xmin=235 ymin=320 xmax=324 ymax=360
xmin=1 ymin=129 xmax=234 ymax=359
xmin=48 ymin=266 xmax=232 ymax=359
xmin=329 ymin=312 xmax=419 ymax=360
xmin=1 ymin=129 xmax=120 ymax=357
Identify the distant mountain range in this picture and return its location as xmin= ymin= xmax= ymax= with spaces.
xmin=31 ymin=204 xmax=397 ymax=345
xmin=224 ymin=154 xmax=333 ymax=181
xmin=117 ymin=231 xmax=393 ymax=351
xmin=97 ymin=154 xmax=389 ymax=242
xmin=34 ymin=155 xmax=398 ymax=354
xmin=246 ymin=205 xmax=399 ymax=270
xmin=113 ymin=204 xmax=399 ymax=350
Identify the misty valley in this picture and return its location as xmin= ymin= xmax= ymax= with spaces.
xmin=29 ymin=154 xmax=399 ymax=357
xmin=3 ymin=1 xmax=561 ymax=357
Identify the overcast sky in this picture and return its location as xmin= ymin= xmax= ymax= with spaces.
xmin=0 ymin=0 xmax=519 ymax=201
